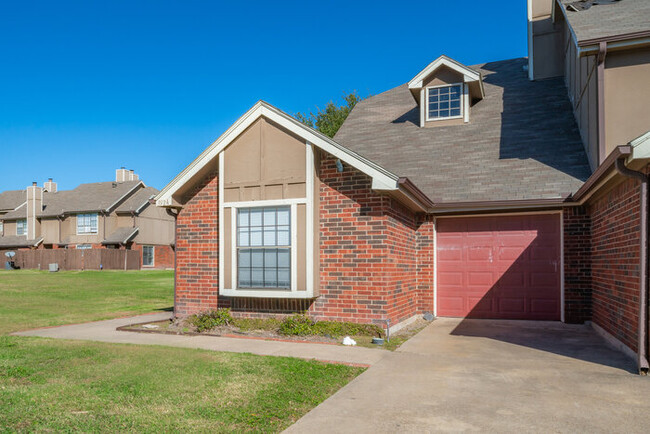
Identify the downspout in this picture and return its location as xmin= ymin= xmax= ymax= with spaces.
xmin=615 ymin=158 xmax=649 ymax=375
xmin=597 ymin=42 xmax=607 ymax=165
xmin=166 ymin=208 xmax=179 ymax=318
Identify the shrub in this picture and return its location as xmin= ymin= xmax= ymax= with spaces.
xmin=278 ymin=314 xmax=315 ymax=336
xmin=232 ymin=317 xmax=282 ymax=332
xmin=278 ymin=315 xmax=385 ymax=338
xmin=189 ymin=308 xmax=233 ymax=332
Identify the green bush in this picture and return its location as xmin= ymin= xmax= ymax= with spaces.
xmin=278 ymin=314 xmax=315 ymax=336
xmin=278 ymin=314 xmax=384 ymax=338
xmin=232 ymin=317 xmax=282 ymax=332
xmin=189 ymin=308 xmax=233 ymax=332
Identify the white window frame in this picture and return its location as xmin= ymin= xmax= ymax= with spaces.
xmin=142 ymin=245 xmax=155 ymax=267
xmin=16 ymin=219 xmax=27 ymax=236
xmin=76 ymin=213 xmax=98 ymax=235
xmin=425 ymin=83 xmax=464 ymax=122
xmin=76 ymin=244 xmax=92 ymax=250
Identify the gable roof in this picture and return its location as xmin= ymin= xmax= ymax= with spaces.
xmin=559 ymin=0 xmax=650 ymax=45
xmin=115 ymin=186 xmax=159 ymax=214
xmin=102 ymin=226 xmax=139 ymax=245
xmin=334 ymin=58 xmax=592 ymax=205
xmin=0 ymin=190 xmax=26 ymax=212
xmin=155 ymin=101 xmax=432 ymax=211
xmin=0 ymin=181 xmax=143 ymax=220
xmin=407 ymin=55 xmax=485 ymax=99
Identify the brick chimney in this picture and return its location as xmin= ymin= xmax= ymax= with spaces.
xmin=43 ymin=177 xmax=57 ymax=193
xmin=116 ymin=167 xmax=138 ymax=182
xmin=26 ymin=181 xmax=43 ymax=239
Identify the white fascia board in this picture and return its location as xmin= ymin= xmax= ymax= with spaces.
xmin=408 ymin=55 xmax=481 ymax=90
xmin=155 ymin=101 xmax=401 ymax=206
xmin=628 ymin=130 xmax=650 ymax=161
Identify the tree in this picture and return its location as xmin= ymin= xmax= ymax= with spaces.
xmin=295 ymin=91 xmax=364 ymax=138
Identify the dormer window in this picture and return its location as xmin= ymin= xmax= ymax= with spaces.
xmin=407 ymin=55 xmax=485 ymax=128
xmin=427 ymin=84 xmax=462 ymax=121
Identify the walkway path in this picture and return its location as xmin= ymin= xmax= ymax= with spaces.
xmin=12 ymin=312 xmax=385 ymax=366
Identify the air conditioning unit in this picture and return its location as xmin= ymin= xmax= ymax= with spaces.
xmin=48 ymin=263 xmax=59 ymax=272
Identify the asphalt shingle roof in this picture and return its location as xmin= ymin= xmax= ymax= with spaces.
xmin=560 ymin=0 xmax=650 ymax=43
xmin=0 ymin=181 xmax=142 ymax=220
xmin=115 ymin=186 xmax=158 ymax=214
xmin=0 ymin=190 xmax=25 ymax=212
xmin=102 ymin=226 xmax=139 ymax=244
xmin=334 ymin=58 xmax=592 ymax=203
xmin=0 ymin=236 xmax=42 ymax=249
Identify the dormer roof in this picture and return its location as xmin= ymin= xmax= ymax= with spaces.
xmin=407 ymin=55 xmax=485 ymax=103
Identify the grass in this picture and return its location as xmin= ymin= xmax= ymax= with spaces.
xmin=0 ymin=269 xmax=173 ymax=334
xmin=0 ymin=336 xmax=364 ymax=432
xmin=0 ymin=269 xmax=365 ymax=432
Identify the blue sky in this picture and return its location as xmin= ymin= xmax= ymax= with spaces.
xmin=0 ymin=1 xmax=527 ymax=191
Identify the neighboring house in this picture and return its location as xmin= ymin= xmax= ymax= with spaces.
xmin=156 ymin=1 xmax=650 ymax=371
xmin=0 ymin=168 xmax=175 ymax=269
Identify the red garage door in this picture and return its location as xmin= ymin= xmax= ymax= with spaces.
xmin=436 ymin=214 xmax=561 ymax=320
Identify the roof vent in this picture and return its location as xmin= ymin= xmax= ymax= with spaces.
xmin=566 ymin=0 xmax=622 ymax=12
xmin=112 ymin=182 xmax=117 ymax=188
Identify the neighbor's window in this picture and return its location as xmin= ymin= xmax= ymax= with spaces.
xmin=142 ymin=245 xmax=154 ymax=267
xmin=76 ymin=244 xmax=92 ymax=250
xmin=16 ymin=219 xmax=27 ymax=236
xmin=427 ymin=84 xmax=462 ymax=120
xmin=77 ymin=213 xmax=98 ymax=234
xmin=237 ymin=207 xmax=290 ymax=289
xmin=0 ymin=220 xmax=3 ymax=235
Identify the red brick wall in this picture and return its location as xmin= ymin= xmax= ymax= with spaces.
xmin=588 ymin=176 xmax=642 ymax=352
xmin=415 ymin=216 xmax=435 ymax=315
xmin=174 ymin=170 xmax=222 ymax=316
xmin=131 ymin=242 xmax=175 ymax=269
xmin=563 ymin=206 xmax=592 ymax=323
xmin=308 ymin=154 xmax=421 ymax=325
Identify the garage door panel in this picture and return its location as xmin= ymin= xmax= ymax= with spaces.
xmin=437 ymin=214 xmax=561 ymax=321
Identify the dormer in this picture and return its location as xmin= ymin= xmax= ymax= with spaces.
xmin=408 ymin=55 xmax=485 ymax=127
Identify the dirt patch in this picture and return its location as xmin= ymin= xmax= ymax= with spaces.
xmin=120 ymin=316 xmax=434 ymax=350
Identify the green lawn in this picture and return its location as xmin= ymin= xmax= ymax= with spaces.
xmin=0 ymin=269 xmax=364 ymax=432
xmin=0 ymin=337 xmax=362 ymax=432
xmin=0 ymin=269 xmax=173 ymax=334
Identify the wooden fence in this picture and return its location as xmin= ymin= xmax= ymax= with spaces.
xmin=1 ymin=249 xmax=141 ymax=271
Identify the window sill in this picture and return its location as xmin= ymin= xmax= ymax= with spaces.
xmin=220 ymin=288 xmax=313 ymax=299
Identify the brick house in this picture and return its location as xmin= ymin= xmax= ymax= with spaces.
xmin=0 ymin=169 xmax=175 ymax=269
xmin=156 ymin=0 xmax=650 ymax=372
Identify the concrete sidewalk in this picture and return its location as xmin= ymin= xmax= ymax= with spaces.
xmin=12 ymin=313 xmax=386 ymax=366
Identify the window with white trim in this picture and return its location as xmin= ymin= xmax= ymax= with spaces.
xmin=427 ymin=84 xmax=462 ymax=120
xmin=142 ymin=245 xmax=155 ymax=267
xmin=16 ymin=219 xmax=27 ymax=236
xmin=77 ymin=213 xmax=98 ymax=234
xmin=76 ymin=244 xmax=92 ymax=250
xmin=237 ymin=207 xmax=291 ymax=289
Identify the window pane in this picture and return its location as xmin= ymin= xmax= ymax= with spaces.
xmin=239 ymin=267 xmax=251 ymax=287
xmin=264 ymin=249 xmax=277 ymax=268
xmin=277 ymin=208 xmax=290 ymax=225
xmin=440 ymin=109 xmax=450 ymax=117
xmin=450 ymin=108 xmax=461 ymax=116
xmin=263 ymin=208 xmax=276 ymax=226
xmin=277 ymin=227 xmax=290 ymax=246
xmin=264 ymin=269 xmax=278 ymax=287
xmin=250 ymin=208 xmax=263 ymax=226
xmin=440 ymin=102 xmax=449 ymax=109
xmin=251 ymin=249 xmax=264 ymax=267
xmin=278 ymin=249 xmax=290 ymax=268
xmin=278 ymin=269 xmax=291 ymax=288
xmin=239 ymin=250 xmax=251 ymax=267
xmin=238 ymin=228 xmax=250 ymax=247
xmin=250 ymin=227 xmax=263 ymax=246
xmin=238 ymin=209 xmax=249 ymax=227
xmin=263 ymin=228 xmax=276 ymax=246
xmin=251 ymin=268 xmax=264 ymax=287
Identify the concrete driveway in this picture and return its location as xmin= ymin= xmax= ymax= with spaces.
xmin=287 ymin=318 xmax=650 ymax=433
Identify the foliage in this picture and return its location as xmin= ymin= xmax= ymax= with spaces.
xmin=0 ymin=270 xmax=173 ymax=335
xmin=278 ymin=314 xmax=315 ymax=336
xmin=294 ymin=91 xmax=364 ymax=138
xmin=0 ymin=337 xmax=364 ymax=432
xmin=232 ymin=317 xmax=282 ymax=332
xmin=278 ymin=314 xmax=384 ymax=338
xmin=190 ymin=308 xmax=233 ymax=332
